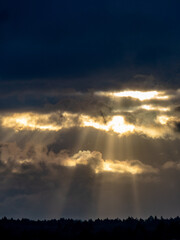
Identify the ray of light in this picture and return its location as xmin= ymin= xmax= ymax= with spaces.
xmin=131 ymin=175 xmax=140 ymax=217
xmin=93 ymin=129 xmax=104 ymax=153
xmin=104 ymin=134 xmax=115 ymax=160
xmin=73 ymin=127 xmax=91 ymax=152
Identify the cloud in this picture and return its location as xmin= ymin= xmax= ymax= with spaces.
xmin=0 ymin=88 xmax=180 ymax=139
xmin=1 ymin=0 xmax=180 ymax=86
xmin=162 ymin=161 xmax=180 ymax=170
xmin=0 ymin=87 xmax=180 ymax=219
xmin=0 ymin=139 xmax=180 ymax=219
xmin=0 ymin=142 xmax=158 ymax=175
xmin=62 ymin=150 xmax=158 ymax=174
xmin=174 ymin=121 xmax=180 ymax=132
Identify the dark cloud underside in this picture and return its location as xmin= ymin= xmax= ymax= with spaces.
xmin=1 ymin=0 xmax=180 ymax=88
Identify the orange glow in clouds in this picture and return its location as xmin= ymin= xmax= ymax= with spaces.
xmin=1 ymin=113 xmax=62 ymax=131
xmin=96 ymin=90 xmax=169 ymax=101
xmin=81 ymin=115 xmax=135 ymax=135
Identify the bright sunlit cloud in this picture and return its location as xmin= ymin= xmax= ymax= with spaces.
xmin=80 ymin=114 xmax=177 ymax=138
xmin=141 ymin=105 xmax=170 ymax=112
xmin=95 ymin=90 xmax=169 ymax=101
xmin=60 ymin=150 xmax=158 ymax=175
xmin=1 ymin=112 xmax=77 ymax=131
xmin=1 ymin=113 xmax=61 ymax=131
xmin=81 ymin=115 xmax=135 ymax=135
xmin=1 ymin=89 xmax=180 ymax=139
xmin=1 ymin=110 xmax=179 ymax=139
xmin=0 ymin=143 xmax=158 ymax=175
xmin=156 ymin=115 xmax=178 ymax=125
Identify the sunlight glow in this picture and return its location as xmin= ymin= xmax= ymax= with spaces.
xmin=63 ymin=157 xmax=145 ymax=174
xmin=81 ymin=115 xmax=135 ymax=135
xmin=102 ymin=161 xmax=143 ymax=174
xmin=1 ymin=113 xmax=65 ymax=131
xmin=60 ymin=150 xmax=158 ymax=175
xmin=81 ymin=115 xmax=109 ymax=131
xmin=1 ymin=111 xmax=81 ymax=131
xmin=1 ymin=101 xmax=178 ymax=139
xmin=110 ymin=116 xmax=135 ymax=134
xmin=141 ymin=105 xmax=170 ymax=112
xmin=96 ymin=90 xmax=169 ymax=101
xmin=156 ymin=115 xmax=170 ymax=125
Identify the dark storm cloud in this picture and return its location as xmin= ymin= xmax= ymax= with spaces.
xmin=174 ymin=121 xmax=180 ymax=132
xmin=1 ymin=0 xmax=180 ymax=91
xmin=45 ymin=93 xmax=112 ymax=117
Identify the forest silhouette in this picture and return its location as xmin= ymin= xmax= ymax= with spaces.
xmin=0 ymin=216 xmax=179 ymax=239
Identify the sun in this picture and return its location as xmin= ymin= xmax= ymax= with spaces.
xmin=109 ymin=116 xmax=135 ymax=134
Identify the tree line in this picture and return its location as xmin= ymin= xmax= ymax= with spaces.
xmin=0 ymin=216 xmax=179 ymax=239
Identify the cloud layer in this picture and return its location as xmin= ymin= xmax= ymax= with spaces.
xmin=0 ymin=140 xmax=180 ymax=220
xmin=1 ymin=88 xmax=180 ymax=139
xmin=0 ymin=87 xmax=180 ymax=219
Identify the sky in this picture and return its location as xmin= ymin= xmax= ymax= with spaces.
xmin=0 ymin=0 xmax=180 ymax=220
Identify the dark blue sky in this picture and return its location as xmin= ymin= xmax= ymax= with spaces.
xmin=1 ymin=0 xmax=180 ymax=90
